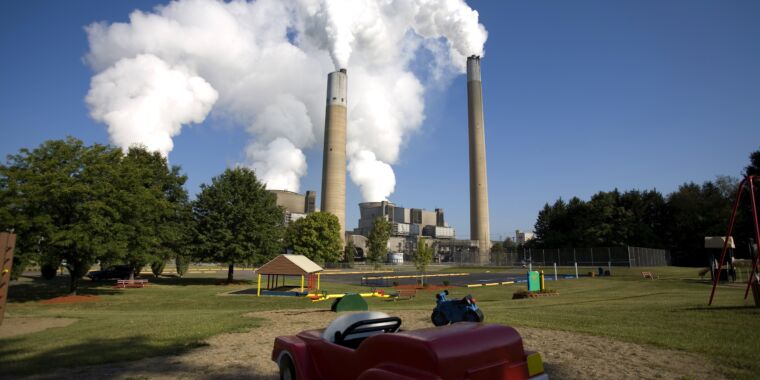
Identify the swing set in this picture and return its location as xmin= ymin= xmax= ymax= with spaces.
xmin=709 ymin=175 xmax=760 ymax=306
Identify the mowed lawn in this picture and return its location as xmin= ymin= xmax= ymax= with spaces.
xmin=2 ymin=267 xmax=759 ymax=378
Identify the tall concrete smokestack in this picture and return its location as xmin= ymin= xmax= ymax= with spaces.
xmin=467 ymin=56 xmax=491 ymax=264
xmin=321 ymin=69 xmax=348 ymax=242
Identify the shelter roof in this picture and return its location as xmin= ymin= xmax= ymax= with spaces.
xmin=257 ymin=254 xmax=323 ymax=275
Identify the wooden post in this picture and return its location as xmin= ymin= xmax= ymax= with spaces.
xmin=257 ymin=273 xmax=261 ymax=296
xmin=317 ymin=273 xmax=321 ymax=290
xmin=300 ymin=275 xmax=304 ymax=292
xmin=1 ymin=232 xmax=17 ymax=326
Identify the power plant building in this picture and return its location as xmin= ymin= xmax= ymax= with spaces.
xmin=269 ymin=190 xmax=316 ymax=224
xmin=354 ymin=201 xmax=454 ymax=239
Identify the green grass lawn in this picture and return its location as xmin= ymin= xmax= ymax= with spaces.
xmin=2 ymin=267 xmax=758 ymax=378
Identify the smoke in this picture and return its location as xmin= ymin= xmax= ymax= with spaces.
xmin=84 ymin=0 xmax=487 ymax=200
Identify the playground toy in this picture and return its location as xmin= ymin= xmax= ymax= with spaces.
xmin=431 ymin=290 xmax=484 ymax=326
xmin=272 ymin=311 xmax=548 ymax=380
xmin=709 ymin=175 xmax=760 ymax=306
xmin=330 ymin=293 xmax=368 ymax=312
xmin=308 ymin=290 xmax=389 ymax=302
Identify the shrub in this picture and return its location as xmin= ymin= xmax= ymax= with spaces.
xmin=176 ymin=255 xmax=190 ymax=277
xmin=10 ymin=255 xmax=29 ymax=281
xmin=442 ymin=280 xmax=450 ymax=286
xmin=41 ymin=263 xmax=58 ymax=280
xmin=151 ymin=260 xmax=166 ymax=277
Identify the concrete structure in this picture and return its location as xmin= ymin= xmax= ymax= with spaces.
xmin=355 ymin=201 xmax=451 ymax=239
xmin=270 ymin=189 xmax=316 ymax=224
xmin=515 ymin=230 xmax=535 ymax=245
xmin=321 ymin=69 xmax=348 ymax=243
xmin=467 ymin=55 xmax=491 ymax=264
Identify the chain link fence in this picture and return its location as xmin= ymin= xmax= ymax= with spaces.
xmin=489 ymin=246 xmax=670 ymax=267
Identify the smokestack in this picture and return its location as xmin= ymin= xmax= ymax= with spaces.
xmin=467 ymin=55 xmax=491 ymax=264
xmin=321 ymin=69 xmax=348 ymax=243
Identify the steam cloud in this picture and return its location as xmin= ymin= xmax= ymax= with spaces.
xmin=85 ymin=0 xmax=487 ymax=200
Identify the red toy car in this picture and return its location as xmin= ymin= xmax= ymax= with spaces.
xmin=272 ymin=311 xmax=548 ymax=380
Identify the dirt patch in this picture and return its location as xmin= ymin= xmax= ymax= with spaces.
xmin=21 ymin=309 xmax=724 ymax=380
xmin=0 ymin=317 xmax=78 ymax=338
xmin=40 ymin=295 xmax=101 ymax=304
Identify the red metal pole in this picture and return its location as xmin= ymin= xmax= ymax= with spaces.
xmin=744 ymin=176 xmax=760 ymax=299
xmin=709 ymin=178 xmax=746 ymax=305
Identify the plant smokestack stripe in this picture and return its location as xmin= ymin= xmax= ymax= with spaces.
xmin=466 ymin=55 xmax=491 ymax=264
xmin=321 ymin=70 xmax=348 ymax=243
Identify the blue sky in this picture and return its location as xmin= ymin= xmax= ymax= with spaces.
xmin=1 ymin=0 xmax=759 ymax=241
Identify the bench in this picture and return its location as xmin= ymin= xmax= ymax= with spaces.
xmin=115 ymin=279 xmax=149 ymax=288
xmin=392 ymin=288 xmax=417 ymax=301
xmin=641 ymin=272 xmax=656 ymax=280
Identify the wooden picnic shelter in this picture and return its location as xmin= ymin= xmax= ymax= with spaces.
xmin=256 ymin=254 xmax=323 ymax=296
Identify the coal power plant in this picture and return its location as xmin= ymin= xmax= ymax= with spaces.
xmin=320 ymin=69 xmax=348 ymax=243
xmin=467 ymin=55 xmax=491 ymax=264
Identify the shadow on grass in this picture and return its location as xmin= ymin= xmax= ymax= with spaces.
xmin=8 ymin=275 xmax=122 ymax=303
xmin=682 ymin=305 xmax=760 ymax=312
xmin=148 ymin=276 xmax=255 ymax=287
xmin=0 ymin=334 xmax=277 ymax=379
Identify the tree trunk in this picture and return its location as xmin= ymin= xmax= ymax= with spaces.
xmin=227 ymin=263 xmax=234 ymax=283
xmin=68 ymin=267 xmax=78 ymax=296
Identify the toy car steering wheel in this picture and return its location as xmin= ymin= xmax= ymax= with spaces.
xmin=334 ymin=316 xmax=402 ymax=344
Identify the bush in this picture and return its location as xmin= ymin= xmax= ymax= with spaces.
xmin=10 ymin=255 xmax=29 ymax=281
xmin=151 ymin=260 xmax=166 ymax=277
xmin=176 ymin=255 xmax=190 ymax=277
xmin=442 ymin=280 xmax=450 ymax=286
xmin=41 ymin=263 xmax=58 ymax=280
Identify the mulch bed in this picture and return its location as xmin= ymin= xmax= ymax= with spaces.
xmin=40 ymin=295 xmax=102 ymax=304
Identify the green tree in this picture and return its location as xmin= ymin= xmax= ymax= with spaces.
xmin=414 ymin=237 xmax=433 ymax=286
xmin=0 ymin=138 xmax=127 ymax=294
xmin=344 ymin=239 xmax=356 ymax=268
xmin=366 ymin=217 xmax=390 ymax=269
xmin=285 ymin=212 xmax=342 ymax=265
xmin=747 ymin=148 xmax=760 ymax=176
xmin=116 ymin=147 xmax=190 ymax=279
xmin=193 ymin=168 xmax=284 ymax=282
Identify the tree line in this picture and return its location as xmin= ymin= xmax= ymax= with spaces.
xmin=0 ymin=138 xmax=347 ymax=293
xmin=528 ymin=149 xmax=760 ymax=265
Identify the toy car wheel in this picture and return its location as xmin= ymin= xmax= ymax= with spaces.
xmin=279 ymin=354 xmax=297 ymax=380
xmin=431 ymin=310 xmax=448 ymax=326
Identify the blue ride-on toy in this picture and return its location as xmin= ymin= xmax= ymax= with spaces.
xmin=431 ymin=290 xmax=485 ymax=326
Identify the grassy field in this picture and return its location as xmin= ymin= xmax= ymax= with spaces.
xmin=2 ymin=267 xmax=758 ymax=378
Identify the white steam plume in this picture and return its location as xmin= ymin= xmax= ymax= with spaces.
xmin=85 ymin=0 xmax=487 ymax=200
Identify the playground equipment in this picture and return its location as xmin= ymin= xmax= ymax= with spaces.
xmin=308 ymin=290 xmax=389 ymax=302
xmin=330 ymin=293 xmax=368 ymax=312
xmin=272 ymin=311 xmax=548 ymax=380
xmin=256 ymin=254 xmax=323 ymax=296
xmin=431 ymin=290 xmax=484 ymax=326
xmin=709 ymin=175 xmax=760 ymax=306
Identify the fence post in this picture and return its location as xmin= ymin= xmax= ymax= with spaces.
xmin=591 ymin=247 xmax=594 ymax=267
xmin=574 ymin=261 xmax=579 ymax=279
xmin=627 ymin=246 xmax=632 ymax=268
xmin=528 ymin=248 xmax=532 ymax=272
xmin=554 ymin=262 xmax=558 ymax=281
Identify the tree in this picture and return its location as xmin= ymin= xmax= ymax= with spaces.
xmin=193 ymin=167 xmax=284 ymax=283
xmin=414 ymin=237 xmax=433 ymax=286
xmin=746 ymin=148 xmax=760 ymax=176
xmin=366 ymin=217 xmax=390 ymax=269
xmin=116 ymin=147 xmax=190 ymax=279
xmin=0 ymin=138 xmax=127 ymax=294
xmin=344 ymin=239 xmax=356 ymax=268
xmin=285 ymin=212 xmax=342 ymax=265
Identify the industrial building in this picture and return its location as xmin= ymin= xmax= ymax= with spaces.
xmin=269 ymin=190 xmax=316 ymax=224
xmin=354 ymin=201 xmax=454 ymax=239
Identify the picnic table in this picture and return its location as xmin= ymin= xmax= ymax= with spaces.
xmin=115 ymin=279 xmax=149 ymax=288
